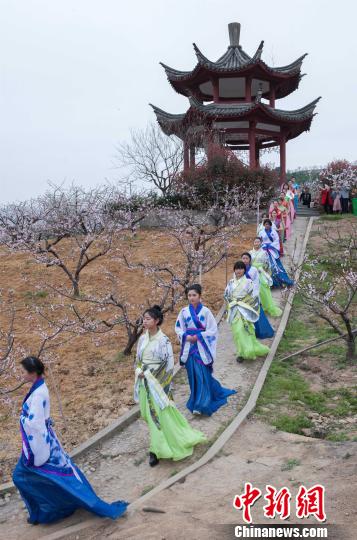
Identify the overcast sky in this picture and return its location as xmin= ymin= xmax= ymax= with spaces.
xmin=1 ymin=0 xmax=356 ymax=203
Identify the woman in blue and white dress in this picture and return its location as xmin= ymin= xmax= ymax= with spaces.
xmin=241 ymin=252 xmax=274 ymax=340
xmin=12 ymin=356 xmax=128 ymax=525
xmin=260 ymin=219 xmax=294 ymax=288
xmin=175 ymin=284 xmax=236 ymax=416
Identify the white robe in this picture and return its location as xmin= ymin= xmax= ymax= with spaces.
xmin=245 ymin=266 xmax=260 ymax=299
xmin=260 ymin=228 xmax=281 ymax=259
xmin=175 ymin=305 xmax=218 ymax=366
xmin=21 ymin=381 xmax=51 ymax=467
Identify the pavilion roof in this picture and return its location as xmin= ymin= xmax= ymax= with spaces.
xmin=160 ymin=23 xmax=307 ymax=100
xmin=150 ymin=96 xmax=321 ymax=143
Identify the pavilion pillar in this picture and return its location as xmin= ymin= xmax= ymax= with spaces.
xmin=269 ymin=86 xmax=276 ymax=107
xmin=245 ymin=76 xmax=252 ymax=102
xmin=248 ymin=121 xmax=256 ymax=169
xmin=255 ymin=145 xmax=260 ymax=168
xmin=212 ymin=78 xmax=219 ymax=102
xmin=189 ymin=144 xmax=195 ymax=170
xmin=279 ymin=136 xmax=286 ymax=182
xmin=184 ymin=141 xmax=189 ymax=172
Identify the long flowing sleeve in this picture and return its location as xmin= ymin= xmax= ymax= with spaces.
xmin=22 ymin=393 xmax=50 ymax=467
xmin=175 ymin=309 xmax=186 ymax=344
xmin=224 ymin=281 xmax=233 ymax=303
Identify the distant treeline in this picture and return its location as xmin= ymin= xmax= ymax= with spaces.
xmin=286 ymin=167 xmax=323 ymax=183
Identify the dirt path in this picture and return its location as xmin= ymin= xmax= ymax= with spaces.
xmin=87 ymin=420 xmax=357 ymax=540
xmin=0 ymin=219 xmax=308 ymax=540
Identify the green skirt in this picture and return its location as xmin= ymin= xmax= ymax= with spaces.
xmin=260 ymin=280 xmax=282 ymax=318
xmin=139 ymin=384 xmax=206 ymax=461
xmin=231 ymin=318 xmax=270 ymax=360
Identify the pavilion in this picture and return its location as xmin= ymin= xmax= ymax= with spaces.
xmin=151 ymin=22 xmax=320 ymax=181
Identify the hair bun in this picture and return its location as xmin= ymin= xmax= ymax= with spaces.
xmin=152 ymin=305 xmax=162 ymax=312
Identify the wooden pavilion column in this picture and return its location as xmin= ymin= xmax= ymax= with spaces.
xmin=269 ymin=86 xmax=276 ymax=108
xmin=245 ymin=76 xmax=252 ymax=102
xmin=248 ymin=120 xmax=256 ymax=169
xmin=189 ymin=144 xmax=195 ymax=170
xmin=184 ymin=141 xmax=189 ymax=172
xmin=255 ymin=144 xmax=260 ymax=168
xmin=279 ymin=135 xmax=286 ymax=182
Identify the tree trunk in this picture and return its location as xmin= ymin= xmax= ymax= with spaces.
xmin=346 ymin=336 xmax=356 ymax=364
xmin=72 ymin=280 xmax=80 ymax=297
xmin=342 ymin=313 xmax=356 ymax=363
xmin=122 ymin=327 xmax=142 ymax=356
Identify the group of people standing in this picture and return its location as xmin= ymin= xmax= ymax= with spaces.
xmin=12 ymin=188 xmax=296 ymax=527
xmin=320 ymin=184 xmax=350 ymax=214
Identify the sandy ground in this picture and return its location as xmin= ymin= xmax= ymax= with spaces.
xmin=85 ymin=420 xmax=357 ymax=540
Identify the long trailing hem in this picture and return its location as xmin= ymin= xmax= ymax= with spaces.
xmin=260 ymin=281 xmax=283 ymax=318
xmin=12 ymin=457 xmax=128 ymax=524
xmin=185 ymin=355 xmax=236 ymax=416
xmin=231 ymin=318 xmax=269 ymax=360
xmin=139 ymin=384 xmax=206 ymax=461
xmin=254 ymin=305 xmax=274 ymax=339
xmin=271 ymin=257 xmax=294 ymax=288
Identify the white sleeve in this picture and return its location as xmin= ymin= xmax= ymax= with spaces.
xmin=162 ymin=338 xmax=174 ymax=373
xmin=23 ymin=393 xmax=50 ymax=467
xmin=175 ymin=309 xmax=186 ymax=343
xmin=272 ymin=230 xmax=281 ymax=252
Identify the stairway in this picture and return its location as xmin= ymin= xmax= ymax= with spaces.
xmin=296 ymin=203 xmax=320 ymax=217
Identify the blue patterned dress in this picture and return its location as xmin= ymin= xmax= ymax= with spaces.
xmin=175 ymin=303 xmax=236 ymax=415
xmin=13 ymin=378 xmax=128 ymax=524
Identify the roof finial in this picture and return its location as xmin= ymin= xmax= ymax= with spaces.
xmin=228 ymin=22 xmax=241 ymax=47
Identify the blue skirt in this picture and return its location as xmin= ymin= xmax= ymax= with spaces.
xmin=185 ymin=355 xmax=236 ymax=416
xmin=254 ymin=305 xmax=274 ymax=339
xmin=271 ymin=257 xmax=294 ymax=288
xmin=13 ymin=456 xmax=128 ymax=524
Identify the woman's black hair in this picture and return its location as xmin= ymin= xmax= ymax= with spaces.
xmin=143 ymin=305 xmax=164 ymax=326
xmin=263 ymin=219 xmax=272 ymax=226
xmin=21 ymin=356 xmax=45 ymax=376
xmin=255 ymin=236 xmax=262 ymax=241
xmin=186 ymin=283 xmax=202 ymax=297
xmin=241 ymin=252 xmax=252 ymax=261
xmin=234 ymin=261 xmax=246 ymax=271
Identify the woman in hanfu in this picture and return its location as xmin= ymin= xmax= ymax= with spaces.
xmin=282 ymin=182 xmax=296 ymax=222
xmin=224 ymin=262 xmax=270 ymax=363
xmin=250 ymin=237 xmax=282 ymax=318
xmin=278 ymin=194 xmax=291 ymax=240
xmin=135 ymin=305 xmax=205 ymax=467
xmin=175 ymin=284 xmax=236 ymax=416
xmin=257 ymin=213 xmax=277 ymax=237
xmin=12 ymin=357 xmax=128 ymax=525
xmin=270 ymin=208 xmax=284 ymax=256
xmin=241 ymin=252 xmax=274 ymax=340
xmin=260 ymin=219 xmax=294 ymax=288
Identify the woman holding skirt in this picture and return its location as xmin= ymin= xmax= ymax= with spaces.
xmin=13 ymin=357 xmax=128 ymax=525
xmin=260 ymin=219 xmax=294 ymax=288
xmin=175 ymin=284 xmax=236 ymax=416
xmin=224 ymin=262 xmax=270 ymax=363
xmin=135 ymin=305 xmax=205 ymax=467
xmin=250 ymin=238 xmax=282 ymax=318
xmin=241 ymin=252 xmax=274 ymax=340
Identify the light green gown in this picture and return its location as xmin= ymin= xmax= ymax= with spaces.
xmin=224 ymin=275 xmax=270 ymax=360
xmin=135 ymin=330 xmax=206 ymax=461
xmin=250 ymin=248 xmax=282 ymax=318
